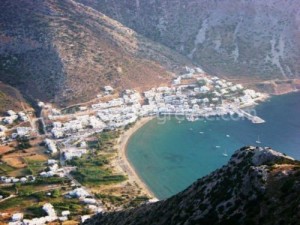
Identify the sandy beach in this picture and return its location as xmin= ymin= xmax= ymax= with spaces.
xmin=117 ymin=116 xmax=158 ymax=199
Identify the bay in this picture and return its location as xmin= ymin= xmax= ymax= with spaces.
xmin=127 ymin=92 xmax=300 ymax=199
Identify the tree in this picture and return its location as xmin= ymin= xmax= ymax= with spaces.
xmin=14 ymin=183 xmax=21 ymax=194
xmin=52 ymin=189 xmax=61 ymax=198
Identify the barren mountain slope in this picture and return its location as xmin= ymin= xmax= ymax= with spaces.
xmin=0 ymin=0 xmax=192 ymax=106
xmin=78 ymin=0 xmax=300 ymax=80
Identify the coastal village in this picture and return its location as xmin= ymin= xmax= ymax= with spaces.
xmin=0 ymin=67 xmax=268 ymax=224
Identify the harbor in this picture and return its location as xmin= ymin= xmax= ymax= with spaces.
xmin=127 ymin=92 xmax=300 ymax=199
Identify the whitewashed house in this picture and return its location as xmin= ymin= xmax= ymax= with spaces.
xmin=16 ymin=127 xmax=31 ymax=137
xmin=68 ymin=188 xmax=89 ymax=198
xmin=44 ymin=139 xmax=58 ymax=154
xmin=11 ymin=213 xmax=23 ymax=222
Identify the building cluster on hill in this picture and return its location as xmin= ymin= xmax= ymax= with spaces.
xmin=45 ymin=67 xmax=265 ymax=140
xmin=0 ymin=175 xmax=36 ymax=184
xmin=39 ymin=159 xmax=65 ymax=178
xmin=1 ymin=110 xmax=28 ymax=125
xmin=7 ymin=193 xmax=98 ymax=224
xmin=67 ymin=188 xmax=104 ymax=214
xmin=50 ymin=115 xmax=106 ymax=139
xmin=0 ymin=110 xmax=32 ymax=144
xmin=8 ymin=203 xmax=70 ymax=225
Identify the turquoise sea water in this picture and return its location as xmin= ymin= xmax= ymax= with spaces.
xmin=127 ymin=92 xmax=300 ymax=199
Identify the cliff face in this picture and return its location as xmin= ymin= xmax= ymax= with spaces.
xmin=78 ymin=0 xmax=300 ymax=80
xmin=85 ymin=147 xmax=300 ymax=225
xmin=0 ymin=0 xmax=192 ymax=106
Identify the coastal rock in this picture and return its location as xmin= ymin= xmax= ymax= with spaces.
xmin=252 ymin=147 xmax=294 ymax=166
xmin=84 ymin=146 xmax=300 ymax=225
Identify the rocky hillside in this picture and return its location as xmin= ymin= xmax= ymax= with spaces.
xmin=78 ymin=0 xmax=300 ymax=80
xmin=85 ymin=146 xmax=300 ymax=225
xmin=0 ymin=0 xmax=192 ymax=106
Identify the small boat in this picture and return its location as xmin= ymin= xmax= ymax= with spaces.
xmin=223 ymin=149 xmax=228 ymax=157
xmin=186 ymin=115 xmax=196 ymax=122
xmin=216 ymin=145 xmax=221 ymax=148
xmin=256 ymin=136 xmax=261 ymax=144
xmin=226 ymin=134 xmax=230 ymax=138
xmin=199 ymin=131 xmax=204 ymax=134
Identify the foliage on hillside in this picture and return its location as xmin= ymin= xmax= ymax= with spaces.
xmin=85 ymin=147 xmax=300 ymax=225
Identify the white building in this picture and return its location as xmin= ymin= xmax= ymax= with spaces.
xmin=44 ymin=139 xmax=58 ymax=154
xmin=43 ymin=203 xmax=56 ymax=217
xmin=173 ymin=77 xmax=181 ymax=85
xmin=16 ymin=127 xmax=31 ymax=137
xmin=52 ymin=121 xmax=62 ymax=128
xmin=68 ymin=188 xmax=89 ymax=198
xmin=63 ymin=148 xmax=87 ymax=160
xmin=236 ymin=84 xmax=243 ymax=89
xmin=7 ymin=110 xmax=16 ymax=116
xmin=200 ymin=86 xmax=210 ymax=93
xmin=59 ymin=216 xmax=68 ymax=222
xmin=11 ymin=213 xmax=23 ymax=222
xmin=51 ymin=128 xmax=64 ymax=139
xmin=104 ymin=86 xmax=114 ymax=95
xmin=0 ymin=131 xmax=5 ymax=137
xmin=3 ymin=116 xmax=16 ymax=124
xmin=61 ymin=211 xmax=70 ymax=217
xmin=82 ymin=198 xmax=97 ymax=205
xmin=0 ymin=125 xmax=7 ymax=132
xmin=81 ymin=215 xmax=91 ymax=223
xmin=38 ymin=102 xmax=45 ymax=108
xmin=40 ymin=171 xmax=55 ymax=178
xmin=47 ymin=159 xmax=57 ymax=165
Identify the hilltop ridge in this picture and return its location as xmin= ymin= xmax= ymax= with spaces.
xmin=85 ymin=146 xmax=300 ymax=225
xmin=78 ymin=0 xmax=300 ymax=82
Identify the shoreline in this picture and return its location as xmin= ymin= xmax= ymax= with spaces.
xmin=114 ymin=94 xmax=272 ymax=202
xmin=117 ymin=116 xmax=158 ymax=200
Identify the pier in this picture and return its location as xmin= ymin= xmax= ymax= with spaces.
xmin=233 ymin=108 xmax=265 ymax=124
